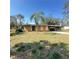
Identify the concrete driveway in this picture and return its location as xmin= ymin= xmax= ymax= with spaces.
xmin=52 ymin=31 xmax=69 ymax=35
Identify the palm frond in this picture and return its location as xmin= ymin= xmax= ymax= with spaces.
xmin=30 ymin=13 xmax=35 ymax=21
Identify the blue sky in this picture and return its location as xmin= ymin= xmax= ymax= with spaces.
xmin=10 ymin=0 xmax=66 ymax=24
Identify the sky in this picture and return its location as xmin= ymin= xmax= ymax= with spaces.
xmin=10 ymin=0 xmax=67 ymax=24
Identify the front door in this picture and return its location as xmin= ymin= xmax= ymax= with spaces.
xmin=32 ymin=26 xmax=35 ymax=31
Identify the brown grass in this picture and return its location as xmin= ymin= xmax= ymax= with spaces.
xmin=10 ymin=32 xmax=69 ymax=47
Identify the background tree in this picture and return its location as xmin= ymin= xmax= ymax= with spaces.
xmin=46 ymin=17 xmax=60 ymax=25
xmin=64 ymin=0 xmax=69 ymax=14
xmin=16 ymin=14 xmax=24 ymax=28
xmin=63 ymin=0 xmax=69 ymax=26
xmin=10 ymin=16 xmax=17 ymax=29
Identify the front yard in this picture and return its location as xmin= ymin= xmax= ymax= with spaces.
xmin=10 ymin=32 xmax=69 ymax=47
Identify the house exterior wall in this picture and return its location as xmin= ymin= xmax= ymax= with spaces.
xmin=23 ymin=25 xmax=48 ymax=32
xmin=39 ymin=25 xmax=48 ymax=31
xmin=35 ymin=26 xmax=38 ymax=31
xmin=23 ymin=25 xmax=61 ymax=32
xmin=23 ymin=25 xmax=31 ymax=32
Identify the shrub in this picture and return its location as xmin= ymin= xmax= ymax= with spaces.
xmin=10 ymin=49 xmax=16 ymax=56
xmin=32 ymin=49 xmax=37 ymax=54
xmin=15 ymin=28 xmax=23 ymax=34
xmin=38 ymin=45 xmax=44 ymax=50
xmin=49 ymin=52 xmax=62 ymax=59
xmin=10 ymin=33 xmax=16 ymax=36
xmin=16 ymin=45 xmax=26 ymax=52
xmin=13 ymin=43 xmax=32 ymax=53
xmin=13 ymin=43 xmax=25 ymax=48
xmin=58 ymin=43 xmax=68 ymax=49
xmin=10 ymin=41 xmax=69 ymax=59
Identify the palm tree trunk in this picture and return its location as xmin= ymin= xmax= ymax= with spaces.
xmin=36 ymin=25 xmax=38 ymax=31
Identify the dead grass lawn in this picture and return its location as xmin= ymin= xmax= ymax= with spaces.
xmin=10 ymin=32 xmax=69 ymax=47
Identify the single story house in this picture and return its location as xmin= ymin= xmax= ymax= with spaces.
xmin=23 ymin=24 xmax=62 ymax=32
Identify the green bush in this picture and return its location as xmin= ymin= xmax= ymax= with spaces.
xmin=10 ymin=49 xmax=16 ymax=56
xmin=10 ymin=41 xmax=69 ymax=59
xmin=15 ymin=28 xmax=23 ymax=34
xmin=13 ymin=43 xmax=32 ymax=52
xmin=10 ymin=33 xmax=16 ymax=36
xmin=49 ymin=52 xmax=62 ymax=59
xmin=38 ymin=45 xmax=44 ymax=50
xmin=32 ymin=49 xmax=37 ymax=54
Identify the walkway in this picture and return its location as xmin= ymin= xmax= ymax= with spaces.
xmin=53 ymin=31 xmax=69 ymax=35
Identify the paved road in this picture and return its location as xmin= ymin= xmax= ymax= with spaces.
xmin=52 ymin=31 xmax=69 ymax=35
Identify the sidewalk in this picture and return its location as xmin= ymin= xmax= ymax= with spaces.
xmin=52 ymin=31 xmax=69 ymax=35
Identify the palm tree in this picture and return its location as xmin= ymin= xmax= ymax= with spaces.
xmin=40 ymin=16 xmax=47 ymax=24
xmin=30 ymin=11 xmax=44 ymax=25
